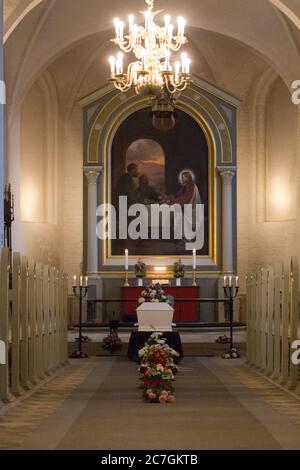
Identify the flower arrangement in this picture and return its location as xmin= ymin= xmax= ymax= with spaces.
xmin=138 ymin=332 xmax=179 ymax=404
xmin=173 ymin=259 xmax=185 ymax=279
xmin=102 ymin=332 xmax=122 ymax=352
xmin=75 ymin=335 xmax=92 ymax=343
xmin=215 ymin=335 xmax=230 ymax=344
xmin=138 ymin=283 xmax=168 ymax=304
xmin=135 ymin=259 xmax=147 ymax=279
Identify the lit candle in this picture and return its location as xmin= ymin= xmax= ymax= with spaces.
xmin=235 ymin=276 xmax=239 ymax=287
xmin=80 ymin=276 xmax=83 ymax=287
xmin=175 ymin=61 xmax=180 ymax=82
xmin=223 ymin=276 xmax=227 ymax=287
xmin=109 ymin=56 xmax=115 ymax=77
xmin=165 ymin=50 xmax=170 ymax=70
xmin=229 ymin=276 xmax=232 ymax=287
xmin=73 ymin=275 xmax=77 ymax=287
xmin=181 ymin=52 xmax=187 ymax=73
xmin=116 ymin=52 xmax=123 ymax=74
xmin=125 ymin=249 xmax=129 ymax=271
xmin=193 ymin=249 xmax=196 ymax=270
xmin=185 ymin=58 xmax=191 ymax=74
xmin=119 ymin=21 xmax=124 ymax=40
xmin=114 ymin=18 xmax=120 ymax=38
xmin=178 ymin=17 xmax=185 ymax=36
xmin=85 ymin=276 xmax=89 ymax=287
xmin=129 ymin=15 xmax=134 ymax=33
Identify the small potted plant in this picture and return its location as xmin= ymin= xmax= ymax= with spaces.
xmin=135 ymin=259 xmax=146 ymax=286
xmin=173 ymin=259 xmax=185 ymax=286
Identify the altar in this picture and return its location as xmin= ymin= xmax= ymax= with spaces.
xmin=121 ymin=286 xmax=200 ymax=322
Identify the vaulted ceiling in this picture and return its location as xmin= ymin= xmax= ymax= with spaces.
xmin=3 ymin=0 xmax=300 ymax=112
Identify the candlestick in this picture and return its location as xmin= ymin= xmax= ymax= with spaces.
xmin=124 ymin=270 xmax=129 ymax=287
xmin=192 ymin=269 xmax=197 ymax=286
xmin=70 ymin=283 xmax=89 ymax=359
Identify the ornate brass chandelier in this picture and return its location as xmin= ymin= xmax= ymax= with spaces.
xmin=109 ymin=0 xmax=191 ymax=98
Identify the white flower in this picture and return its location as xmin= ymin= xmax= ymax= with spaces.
xmin=138 ymin=297 xmax=145 ymax=304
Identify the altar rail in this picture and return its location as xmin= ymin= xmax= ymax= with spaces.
xmin=0 ymin=248 xmax=68 ymax=403
xmin=246 ymin=257 xmax=300 ymax=392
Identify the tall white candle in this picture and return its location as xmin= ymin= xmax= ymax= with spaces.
xmin=229 ymin=276 xmax=232 ymax=287
xmin=223 ymin=276 xmax=227 ymax=287
xmin=235 ymin=276 xmax=239 ymax=287
xmin=193 ymin=249 xmax=196 ymax=270
xmin=73 ymin=275 xmax=77 ymax=287
xmin=125 ymin=249 xmax=129 ymax=271
xmin=85 ymin=276 xmax=89 ymax=287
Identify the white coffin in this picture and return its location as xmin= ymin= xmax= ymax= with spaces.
xmin=136 ymin=302 xmax=174 ymax=332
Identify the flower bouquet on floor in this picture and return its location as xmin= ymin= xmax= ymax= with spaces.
xmin=75 ymin=335 xmax=92 ymax=343
xmin=138 ymin=333 xmax=179 ymax=404
xmin=102 ymin=332 xmax=122 ymax=352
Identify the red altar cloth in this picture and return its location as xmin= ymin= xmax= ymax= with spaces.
xmin=120 ymin=286 xmax=200 ymax=322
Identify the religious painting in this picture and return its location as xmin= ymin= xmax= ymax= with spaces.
xmin=110 ymin=107 xmax=210 ymax=256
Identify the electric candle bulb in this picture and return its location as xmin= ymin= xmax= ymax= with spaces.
xmin=109 ymin=56 xmax=115 ymax=76
xmin=185 ymin=58 xmax=191 ymax=74
xmin=129 ymin=15 xmax=134 ymax=32
xmin=80 ymin=276 xmax=83 ymax=287
xmin=73 ymin=275 xmax=77 ymax=287
xmin=165 ymin=50 xmax=170 ymax=70
xmin=85 ymin=276 xmax=88 ymax=287
xmin=119 ymin=21 xmax=124 ymax=40
xmin=178 ymin=17 xmax=185 ymax=36
xmin=181 ymin=52 xmax=187 ymax=72
xmin=114 ymin=18 xmax=120 ymax=38
xmin=168 ymin=24 xmax=174 ymax=38
xmin=175 ymin=61 xmax=181 ymax=81
xmin=116 ymin=52 xmax=123 ymax=74
xmin=164 ymin=15 xmax=170 ymax=27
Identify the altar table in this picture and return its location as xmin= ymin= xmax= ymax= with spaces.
xmin=121 ymin=286 xmax=200 ymax=322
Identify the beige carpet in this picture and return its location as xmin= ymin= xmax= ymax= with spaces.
xmin=1 ymin=357 xmax=300 ymax=450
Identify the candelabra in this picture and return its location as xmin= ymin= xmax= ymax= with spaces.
xmin=70 ymin=280 xmax=89 ymax=359
xmin=223 ymin=276 xmax=240 ymax=359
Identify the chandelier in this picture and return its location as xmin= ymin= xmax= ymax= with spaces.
xmin=109 ymin=0 xmax=191 ymax=98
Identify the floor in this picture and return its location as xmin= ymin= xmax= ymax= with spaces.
xmin=0 ymin=356 xmax=300 ymax=450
